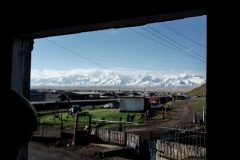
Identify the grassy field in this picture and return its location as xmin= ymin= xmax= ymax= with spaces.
xmin=190 ymin=97 xmax=206 ymax=113
xmin=39 ymin=108 xmax=143 ymax=127
xmin=39 ymin=97 xmax=206 ymax=129
xmin=87 ymin=108 xmax=142 ymax=121
xmin=185 ymin=83 xmax=206 ymax=117
xmin=187 ymin=83 xmax=206 ymax=97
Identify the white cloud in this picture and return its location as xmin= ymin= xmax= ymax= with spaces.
xmin=31 ymin=68 xmax=206 ymax=87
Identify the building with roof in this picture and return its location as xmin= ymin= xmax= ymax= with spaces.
xmin=58 ymin=92 xmax=100 ymax=101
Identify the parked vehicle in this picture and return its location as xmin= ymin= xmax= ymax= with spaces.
xmin=69 ymin=104 xmax=81 ymax=114
xmin=103 ymin=103 xmax=113 ymax=108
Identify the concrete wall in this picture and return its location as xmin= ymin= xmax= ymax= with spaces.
xmin=120 ymin=97 xmax=144 ymax=112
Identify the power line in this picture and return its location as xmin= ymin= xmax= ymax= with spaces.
xmin=162 ymin=23 xmax=206 ymax=48
xmin=130 ymin=28 xmax=205 ymax=63
xmin=142 ymin=27 xmax=205 ymax=63
xmin=46 ymin=39 xmax=111 ymax=70
xmin=147 ymin=25 xmax=205 ymax=59
xmin=44 ymin=37 xmax=205 ymax=88
xmin=129 ymin=28 xmax=186 ymax=56
xmin=45 ymin=38 xmax=134 ymax=84
xmin=43 ymin=39 xmax=204 ymax=71
xmin=34 ymin=54 xmax=205 ymax=70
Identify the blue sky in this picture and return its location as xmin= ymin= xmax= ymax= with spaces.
xmin=31 ymin=15 xmax=206 ymax=78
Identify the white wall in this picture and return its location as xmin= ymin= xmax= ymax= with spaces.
xmin=120 ymin=97 xmax=144 ymax=112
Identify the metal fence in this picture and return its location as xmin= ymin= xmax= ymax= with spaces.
xmin=33 ymin=112 xmax=206 ymax=160
xmin=153 ymin=125 xmax=206 ymax=160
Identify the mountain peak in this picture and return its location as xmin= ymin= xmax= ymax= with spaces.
xmin=31 ymin=69 xmax=205 ymax=88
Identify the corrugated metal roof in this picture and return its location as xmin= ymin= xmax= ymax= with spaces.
xmin=71 ymin=92 xmax=100 ymax=95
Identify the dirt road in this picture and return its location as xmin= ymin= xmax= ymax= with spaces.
xmin=29 ymin=142 xmax=96 ymax=160
xmin=28 ymin=141 xmax=125 ymax=160
xmin=125 ymin=100 xmax=192 ymax=136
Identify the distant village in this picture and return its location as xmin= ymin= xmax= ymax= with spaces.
xmin=30 ymin=89 xmax=191 ymax=112
xmin=30 ymin=85 xmax=206 ymax=159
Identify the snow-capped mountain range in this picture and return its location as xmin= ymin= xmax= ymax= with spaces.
xmin=31 ymin=69 xmax=206 ymax=88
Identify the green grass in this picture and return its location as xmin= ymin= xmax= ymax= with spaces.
xmin=188 ymin=83 xmax=206 ymax=97
xmin=40 ymin=112 xmax=76 ymax=125
xmin=190 ymin=97 xmax=206 ymax=113
xmin=87 ymin=108 xmax=142 ymax=122
xmin=39 ymin=108 xmax=143 ymax=126
xmin=163 ymin=101 xmax=173 ymax=108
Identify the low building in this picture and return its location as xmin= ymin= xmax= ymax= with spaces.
xmin=58 ymin=92 xmax=100 ymax=101
xmin=147 ymin=95 xmax=172 ymax=109
xmin=101 ymin=92 xmax=118 ymax=99
xmin=148 ymin=96 xmax=172 ymax=104
xmin=172 ymin=94 xmax=189 ymax=100
xmin=120 ymin=96 xmax=149 ymax=112
xmin=30 ymin=90 xmax=46 ymax=101
xmin=45 ymin=93 xmax=61 ymax=101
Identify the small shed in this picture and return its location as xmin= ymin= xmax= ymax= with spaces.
xmin=120 ymin=96 xmax=145 ymax=112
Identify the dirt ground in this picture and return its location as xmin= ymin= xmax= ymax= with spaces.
xmin=28 ymin=141 xmax=124 ymax=160
xmin=125 ymin=100 xmax=194 ymax=137
xmin=29 ymin=142 xmax=93 ymax=160
xmin=29 ymin=99 xmax=199 ymax=160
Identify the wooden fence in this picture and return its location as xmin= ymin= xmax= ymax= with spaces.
xmin=91 ymin=128 xmax=139 ymax=149
xmin=155 ymin=140 xmax=206 ymax=160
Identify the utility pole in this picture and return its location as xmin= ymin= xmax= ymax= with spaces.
xmin=144 ymin=87 xmax=145 ymax=97
xmin=72 ymin=112 xmax=79 ymax=146
xmin=203 ymin=105 xmax=205 ymax=123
